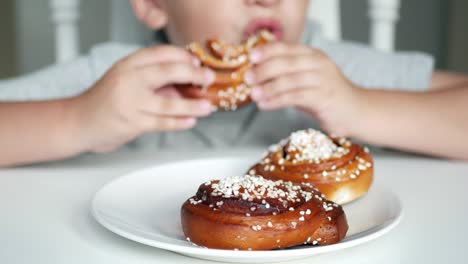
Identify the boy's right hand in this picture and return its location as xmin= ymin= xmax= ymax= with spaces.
xmin=69 ymin=45 xmax=215 ymax=153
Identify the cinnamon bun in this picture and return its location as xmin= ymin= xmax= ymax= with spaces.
xmin=181 ymin=175 xmax=348 ymax=250
xmin=177 ymin=30 xmax=275 ymax=111
xmin=249 ymin=129 xmax=374 ymax=204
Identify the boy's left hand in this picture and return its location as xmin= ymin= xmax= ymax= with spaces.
xmin=246 ymin=43 xmax=364 ymax=137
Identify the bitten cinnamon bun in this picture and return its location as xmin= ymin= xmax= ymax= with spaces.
xmin=249 ymin=129 xmax=374 ymax=204
xmin=177 ymin=30 xmax=275 ymax=111
xmin=181 ymin=175 xmax=348 ymax=250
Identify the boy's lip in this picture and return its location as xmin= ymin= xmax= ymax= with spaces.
xmin=244 ymin=18 xmax=284 ymax=41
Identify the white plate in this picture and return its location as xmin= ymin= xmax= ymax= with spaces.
xmin=92 ymin=157 xmax=403 ymax=263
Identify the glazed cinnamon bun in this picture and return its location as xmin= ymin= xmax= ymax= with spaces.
xmin=249 ymin=129 xmax=374 ymax=204
xmin=181 ymin=175 xmax=348 ymax=250
xmin=177 ymin=30 xmax=275 ymax=111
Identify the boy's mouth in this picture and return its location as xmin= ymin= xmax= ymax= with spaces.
xmin=244 ymin=18 xmax=284 ymax=41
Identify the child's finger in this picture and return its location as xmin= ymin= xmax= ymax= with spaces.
xmin=251 ymin=71 xmax=320 ymax=101
xmin=122 ymin=45 xmax=197 ymax=68
xmin=249 ymin=42 xmax=311 ymax=64
xmin=137 ymin=62 xmax=216 ymax=89
xmin=140 ymin=116 xmax=197 ymax=133
xmin=245 ymin=54 xmax=319 ymax=86
xmin=257 ymin=88 xmax=320 ymax=111
xmin=257 ymin=91 xmax=298 ymax=110
xmin=142 ymin=96 xmax=213 ymax=117
xmin=156 ymin=86 xmax=183 ymax=98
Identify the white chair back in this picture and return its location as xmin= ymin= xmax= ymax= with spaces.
xmin=309 ymin=0 xmax=342 ymax=41
xmin=49 ymin=0 xmax=401 ymax=63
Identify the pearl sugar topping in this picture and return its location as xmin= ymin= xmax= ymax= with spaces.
xmin=276 ymin=129 xmax=349 ymax=162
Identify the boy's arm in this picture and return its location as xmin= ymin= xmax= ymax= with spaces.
xmin=353 ymin=84 xmax=468 ymax=160
xmin=0 ymin=99 xmax=86 ymax=167
xmin=431 ymin=71 xmax=468 ymax=90
xmin=0 ymin=45 xmax=214 ymax=167
xmin=0 ymin=56 xmax=97 ymax=167
xmin=310 ymin=38 xmax=468 ymax=159
xmin=248 ymin=41 xmax=468 ymax=160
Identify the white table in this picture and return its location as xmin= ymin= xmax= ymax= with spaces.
xmin=1 ymin=148 xmax=467 ymax=264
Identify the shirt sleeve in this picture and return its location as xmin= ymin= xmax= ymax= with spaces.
xmin=311 ymin=37 xmax=435 ymax=91
xmin=0 ymin=42 xmax=140 ymax=102
xmin=0 ymin=56 xmax=94 ymax=101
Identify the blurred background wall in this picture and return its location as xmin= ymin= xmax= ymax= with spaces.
xmin=342 ymin=0 xmax=448 ymax=68
xmin=13 ymin=0 xmax=110 ymax=76
xmin=0 ymin=0 xmax=467 ymax=78
xmin=0 ymin=0 xmax=16 ymax=78
xmin=446 ymin=0 xmax=468 ymax=73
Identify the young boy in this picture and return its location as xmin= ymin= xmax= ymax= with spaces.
xmin=0 ymin=0 xmax=467 ymax=166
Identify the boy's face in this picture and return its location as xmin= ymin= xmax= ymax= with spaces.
xmin=133 ymin=0 xmax=310 ymax=45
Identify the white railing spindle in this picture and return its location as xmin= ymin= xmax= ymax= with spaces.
xmin=50 ymin=0 xmax=81 ymax=63
xmin=309 ymin=0 xmax=342 ymax=41
xmin=369 ymin=0 xmax=401 ymax=52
